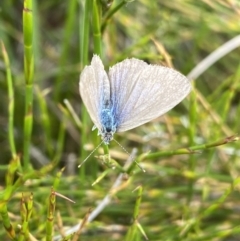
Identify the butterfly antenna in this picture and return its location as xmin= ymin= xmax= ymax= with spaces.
xmin=113 ymin=138 xmax=145 ymax=172
xmin=78 ymin=141 xmax=104 ymax=168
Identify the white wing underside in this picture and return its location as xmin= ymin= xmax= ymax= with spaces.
xmin=108 ymin=58 xmax=191 ymax=132
xmin=80 ymin=56 xmax=191 ymax=134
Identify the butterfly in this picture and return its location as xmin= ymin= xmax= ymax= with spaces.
xmin=79 ymin=55 xmax=191 ymax=145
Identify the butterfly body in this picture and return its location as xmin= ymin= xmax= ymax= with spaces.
xmin=100 ymin=107 xmax=117 ymax=144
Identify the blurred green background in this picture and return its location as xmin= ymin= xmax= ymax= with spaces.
xmin=1 ymin=0 xmax=240 ymax=240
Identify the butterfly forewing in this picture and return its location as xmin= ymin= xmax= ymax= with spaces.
xmin=79 ymin=55 xmax=110 ymax=131
xmin=109 ymin=58 xmax=191 ymax=132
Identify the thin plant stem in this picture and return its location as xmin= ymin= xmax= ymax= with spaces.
xmin=80 ymin=0 xmax=92 ymax=66
xmin=125 ymin=186 xmax=147 ymax=240
xmin=54 ymin=0 xmax=78 ymax=100
xmin=1 ymin=41 xmax=16 ymax=158
xmin=101 ymin=0 xmax=129 ymax=32
xmin=141 ymin=135 xmax=239 ymax=161
xmin=103 ymin=144 xmax=109 ymax=158
xmin=19 ymin=193 xmax=33 ymax=241
xmin=93 ymin=0 xmax=102 ymax=56
xmin=79 ymin=0 xmax=93 ymax=177
xmin=35 ymin=86 xmax=53 ymax=156
xmin=46 ymin=189 xmax=56 ymax=241
xmin=54 ymin=119 xmax=66 ymax=164
xmin=0 ymin=156 xmax=20 ymax=240
xmin=187 ymin=85 xmax=197 ymax=204
xmin=0 ymin=205 xmax=16 ymax=240
xmin=23 ymin=0 xmax=34 ymax=170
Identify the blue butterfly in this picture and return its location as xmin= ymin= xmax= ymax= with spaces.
xmin=80 ymin=55 xmax=191 ymax=145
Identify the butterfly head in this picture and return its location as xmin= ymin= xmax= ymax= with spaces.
xmin=101 ymin=131 xmax=114 ymax=145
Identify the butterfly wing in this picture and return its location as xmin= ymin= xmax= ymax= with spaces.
xmin=79 ymin=55 xmax=110 ymax=131
xmin=109 ymin=58 xmax=191 ymax=132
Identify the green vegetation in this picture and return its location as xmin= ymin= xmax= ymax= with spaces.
xmin=0 ymin=0 xmax=240 ymax=240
